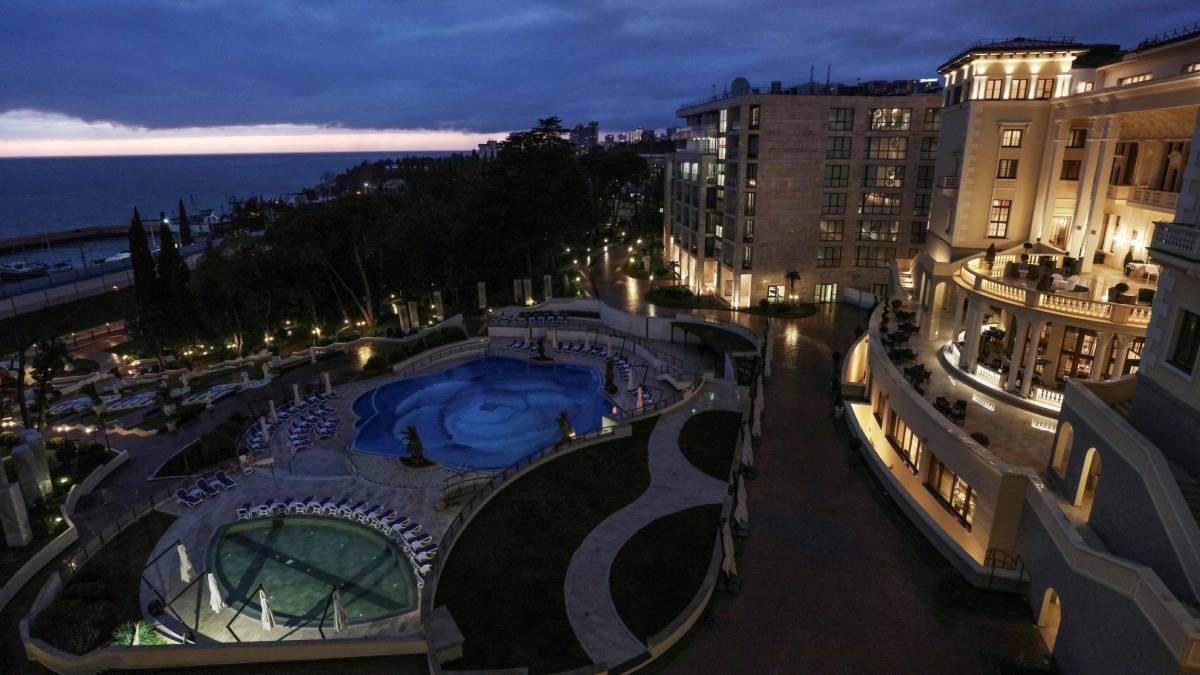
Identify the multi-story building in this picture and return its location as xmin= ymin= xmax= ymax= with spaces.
xmin=663 ymin=77 xmax=942 ymax=307
xmin=843 ymin=25 xmax=1200 ymax=674
xmin=569 ymin=121 xmax=599 ymax=150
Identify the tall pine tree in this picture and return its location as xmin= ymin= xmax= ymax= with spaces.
xmin=177 ymin=199 xmax=193 ymax=246
xmin=128 ymin=208 xmax=166 ymax=365
xmin=156 ymin=222 xmax=194 ymax=349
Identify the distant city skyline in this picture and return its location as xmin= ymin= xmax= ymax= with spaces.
xmin=1 ymin=1 xmax=1194 ymax=156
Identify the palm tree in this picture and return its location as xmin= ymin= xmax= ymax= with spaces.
xmin=31 ymin=338 xmax=71 ymax=430
xmin=405 ymin=425 xmax=429 ymax=466
xmin=784 ymin=270 xmax=801 ymax=301
xmin=557 ymin=410 xmax=574 ymax=444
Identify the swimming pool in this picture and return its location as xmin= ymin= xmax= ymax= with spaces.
xmin=352 ymin=356 xmax=613 ymax=470
xmin=210 ymin=517 xmax=418 ymax=625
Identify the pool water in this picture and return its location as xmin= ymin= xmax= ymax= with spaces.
xmin=210 ymin=517 xmax=418 ymax=624
xmin=352 ymin=356 xmax=612 ymax=470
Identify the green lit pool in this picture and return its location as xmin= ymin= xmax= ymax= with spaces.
xmin=210 ymin=516 xmax=418 ymax=625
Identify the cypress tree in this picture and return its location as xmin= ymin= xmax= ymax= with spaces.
xmin=128 ymin=208 xmax=165 ymax=364
xmin=156 ymin=222 xmax=194 ymax=348
xmin=177 ymin=199 xmax=193 ymax=246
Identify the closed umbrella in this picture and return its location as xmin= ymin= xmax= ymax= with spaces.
xmin=734 ymin=475 xmax=749 ymax=527
xmin=756 ymin=377 xmax=765 ymax=409
xmin=258 ymin=588 xmax=276 ymax=631
xmin=751 ymin=406 xmax=762 ymax=439
xmin=740 ymin=422 xmax=754 ymax=467
xmin=764 ymin=341 xmax=773 ymax=379
xmin=636 ymin=386 xmax=644 ymax=411
xmin=606 ymin=334 xmax=612 ymax=356
xmin=332 ymin=588 xmax=348 ymax=632
xmin=177 ymin=542 xmax=194 ymax=584
xmin=721 ymin=521 xmax=738 ymax=577
xmin=207 ymin=572 xmax=225 ymax=613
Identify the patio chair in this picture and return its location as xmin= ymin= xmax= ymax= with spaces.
xmin=357 ymin=504 xmax=382 ymax=522
xmin=388 ymin=516 xmax=413 ymax=531
xmin=401 ymin=525 xmax=426 ymax=542
xmin=311 ymin=497 xmax=333 ymax=514
xmin=290 ymin=496 xmax=312 ymax=513
xmin=327 ymin=497 xmax=349 ymax=515
xmin=236 ymin=502 xmax=252 ymax=519
xmin=257 ymin=499 xmax=276 ymax=517
xmin=374 ymin=509 xmax=397 ymax=525
xmin=343 ymin=500 xmax=366 ymax=518
xmin=195 ymin=480 xmax=219 ymax=498
xmin=416 ymin=563 xmax=433 ymax=576
xmin=407 ymin=534 xmax=434 ymax=549
xmin=176 ymin=489 xmax=201 ymax=508
xmin=415 ymin=547 xmax=439 ymax=562
xmin=215 ymin=470 xmax=237 ymax=489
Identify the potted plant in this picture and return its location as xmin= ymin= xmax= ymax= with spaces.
xmin=402 ymin=425 xmax=433 ymax=467
xmin=1020 ymin=241 xmax=1033 ymax=263
xmin=1108 ymin=282 xmax=1130 ymax=303
xmin=557 ymin=410 xmax=574 ymax=444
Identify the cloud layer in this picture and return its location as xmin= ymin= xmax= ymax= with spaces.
xmin=0 ymin=1 xmax=1193 ymax=153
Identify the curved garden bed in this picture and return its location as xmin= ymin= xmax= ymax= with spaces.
xmin=679 ymin=410 xmax=742 ymax=480
xmin=609 ymin=503 xmax=722 ymax=642
xmin=434 ymin=417 xmax=658 ymax=674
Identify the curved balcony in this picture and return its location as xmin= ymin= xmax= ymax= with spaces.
xmin=956 ymin=247 xmax=1153 ymax=330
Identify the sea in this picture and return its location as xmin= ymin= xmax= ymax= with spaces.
xmin=0 ymin=151 xmax=455 ymax=266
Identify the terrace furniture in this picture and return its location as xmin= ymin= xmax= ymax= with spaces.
xmin=311 ymin=497 xmax=334 ymax=513
xmin=195 ymin=480 xmax=219 ymax=498
xmin=415 ymin=547 xmax=439 ymax=562
xmin=290 ymin=497 xmax=312 ymax=513
xmin=373 ymin=509 xmax=397 ymax=526
xmin=411 ymin=538 xmax=437 ymax=552
xmin=416 ymin=563 xmax=433 ymax=576
xmin=934 ymin=397 xmax=952 ymax=416
xmin=407 ymin=535 xmax=434 ymax=549
xmin=257 ymin=499 xmax=276 ymax=517
xmin=327 ymin=497 xmax=349 ymax=515
xmin=342 ymin=500 xmax=366 ymax=518
xmin=215 ymin=470 xmax=237 ymax=489
xmin=950 ymin=400 xmax=967 ymax=425
xmin=358 ymin=505 xmax=382 ymax=523
xmin=1137 ymin=288 xmax=1156 ymax=305
xmin=401 ymin=526 xmax=425 ymax=542
xmin=176 ymin=489 xmax=202 ymax=508
xmin=237 ymin=502 xmax=252 ymax=519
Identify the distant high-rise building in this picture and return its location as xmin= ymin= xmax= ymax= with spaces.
xmin=632 ymin=127 xmax=645 ymax=142
xmin=617 ymin=132 xmax=628 ymax=144
xmin=569 ymin=121 xmax=599 ymax=150
xmin=604 ymin=133 xmax=616 ymax=146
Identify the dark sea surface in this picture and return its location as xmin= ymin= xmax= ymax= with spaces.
xmin=0 ymin=151 xmax=455 ymax=264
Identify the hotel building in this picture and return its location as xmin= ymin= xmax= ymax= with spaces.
xmin=662 ymin=79 xmax=942 ymax=307
xmin=843 ymin=26 xmax=1200 ymax=674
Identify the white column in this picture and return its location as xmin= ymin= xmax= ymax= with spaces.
xmin=1033 ymin=120 xmax=1069 ymax=242
xmin=1072 ymin=116 xmax=1121 ymax=272
xmin=1020 ymin=318 xmax=1048 ymax=397
xmin=950 ymin=288 xmax=967 ymax=345
xmin=1091 ymin=330 xmax=1114 ymax=381
xmin=1006 ymin=315 xmax=1030 ymax=391
xmin=1112 ymin=334 xmax=1131 ymax=378
xmin=961 ymin=299 xmax=985 ymax=373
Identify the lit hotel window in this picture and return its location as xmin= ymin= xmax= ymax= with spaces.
xmin=1000 ymin=128 xmax=1023 ymax=147
xmin=1117 ymin=73 xmax=1152 ymax=86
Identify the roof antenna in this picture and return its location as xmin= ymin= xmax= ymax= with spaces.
xmin=825 ymin=64 xmax=831 ymax=94
xmin=809 ymin=65 xmax=815 ymax=94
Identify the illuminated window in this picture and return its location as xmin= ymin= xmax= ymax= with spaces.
xmin=984 ymin=79 xmax=1003 ymax=99
xmin=1117 ymin=73 xmax=1152 ymax=86
xmin=1060 ymin=159 xmax=1081 ymax=180
xmin=744 ymin=192 xmax=756 ymax=216
xmin=865 ymin=136 xmax=907 ymax=160
xmin=1076 ymin=81 xmax=1094 ymax=93
xmin=748 ymin=104 xmax=761 ymax=129
xmin=997 ymin=159 xmax=1019 ymax=179
xmin=859 ymin=193 xmax=902 ymax=216
xmin=828 ymin=107 xmax=854 ymax=131
xmin=1185 ymin=62 xmax=1200 ymax=74
xmin=742 ymin=219 xmax=754 ymax=242
xmin=987 ymin=199 xmax=1011 ymax=238
xmin=1034 ymin=78 xmax=1054 ymax=99
xmin=927 ymin=457 xmax=977 ymax=528
xmin=1009 ymin=78 xmax=1028 ymax=99
xmin=887 ymin=415 xmax=923 ymax=474
xmin=819 ymin=219 xmax=844 ymax=241
xmin=855 ymin=246 xmax=895 ymax=268
xmin=923 ymin=108 xmax=942 ymax=131
xmin=746 ymin=163 xmax=758 ymax=187
xmin=823 ymin=164 xmax=850 ymax=187
xmin=857 ymin=220 xmax=899 ymax=242
xmin=1001 ymin=128 xmax=1023 ymax=147
xmin=822 ymin=192 xmax=847 ymax=215
xmin=863 ymin=165 xmax=904 ymax=188
xmin=869 ymin=108 xmax=912 ymax=131
xmin=816 ymin=246 xmax=842 ymax=268
xmin=826 ymin=136 xmax=851 ymax=159
xmin=1067 ymin=129 xmax=1087 ymax=147
xmin=741 ymin=245 xmax=753 ymax=269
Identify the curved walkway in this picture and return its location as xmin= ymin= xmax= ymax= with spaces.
xmin=564 ymin=381 xmax=742 ymax=667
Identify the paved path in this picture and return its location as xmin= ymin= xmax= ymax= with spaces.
xmin=564 ymin=381 xmax=742 ymax=666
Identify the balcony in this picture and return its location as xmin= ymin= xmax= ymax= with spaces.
xmin=1150 ymin=221 xmax=1200 ymax=264
xmin=1129 ymin=188 xmax=1178 ymax=213
xmin=942 ymin=176 xmax=959 ymax=190
xmin=957 ymin=246 xmax=1155 ymax=329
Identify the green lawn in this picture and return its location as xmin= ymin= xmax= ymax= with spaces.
xmin=32 ymin=510 xmax=177 ymax=655
xmin=435 ymin=418 xmax=658 ymax=674
xmin=610 ymin=504 xmax=722 ymax=642
xmin=678 ymin=411 xmax=742 ymax=481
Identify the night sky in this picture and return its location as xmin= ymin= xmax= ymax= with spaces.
xmin=0 ymin=1 xmax=1193 ymax=155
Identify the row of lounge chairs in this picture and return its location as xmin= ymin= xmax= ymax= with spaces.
xmin=556 ymin=341 xmax=632 ymax=380
xmin=494 ymin=311 xmax=570 ymax=324
xmin=287 ymin=404 xmax=340 ymax=451
xmin=243 ymin=392 xmax=338 ymax=452
xmin=175 ymin=470 xmax=238 ymax=507
xmin=235 ymin=497 xmax=439 ymax=571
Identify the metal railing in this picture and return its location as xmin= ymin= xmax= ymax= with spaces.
xmin=489 ymin=316 xmax=686 ymax=370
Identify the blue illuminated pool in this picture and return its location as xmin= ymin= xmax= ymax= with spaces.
xmin=352 ymin=357 xmax=613 ymax=470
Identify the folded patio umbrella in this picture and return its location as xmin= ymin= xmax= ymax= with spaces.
xmin=734 ymin=475 xmax=749 ymax=527
xmin=740 ymin=422 xmax=754 ymax=468
xmin=207 ymin=572 xmax=225 ymax=613
xmin=333 ymin=588 xmax=348 ymax=632
xmin=259 ymin=588 xmax=276 ymax=631
xmin=177 ymin=542 xmax=194 ymax=584
xmin=721 ymin=521 xmax=738 ymax=577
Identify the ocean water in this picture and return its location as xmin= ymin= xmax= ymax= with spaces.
xmin=0 ymin=150 xmax=455 ymax=241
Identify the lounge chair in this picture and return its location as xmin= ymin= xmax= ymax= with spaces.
xmin=257 ymin=499 xmax=276 ymax=517
xmin=401 ymin=526 xmax=425 ymax=542
xmin=290 ymin=496 xmax=312 ymax=513
xmin=215 ymin=470 xmax=237 ymax=489
xmin=415 ymin=547 xmax=439 ymax=562
xmin=373 ymin=509 xmax=396 ymax=526
xmin=275 ymin=498 xmax=292 ymax=515
xmin=416 ymin=563 xmax=433 ymax=576
xmin=326 ymin=497 xmax=349 ymax=515
xmin=176 ymin=489 xmax=201 ymax=508
xmin=236 ymin=502 xmax=252 ymax=519
xmin=388 ymin=516 xmax=412 ymax=530
xmin=195 ymin=480 xmax=219 ymax=498
xmin=406 ymin=534 xmax=433 ymax=548
xmin=311 ymin=497 xmax=333 ymax=514
xmin=343 ymin=500 xmax=366 ymax=518
xmin=357 ymin=504 xmax=382 ymax=522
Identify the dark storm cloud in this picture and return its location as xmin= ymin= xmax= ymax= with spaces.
xmin=0 ymin=0 xmax=1193 ymax=131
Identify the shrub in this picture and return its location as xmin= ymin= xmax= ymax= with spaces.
xmin=111 ymin=621 xmax=166 ymax=646
xmin=34 ymin=597 xmax=117 ymax=655
xmin=758 ymin=299 xmax=770 ymax=309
